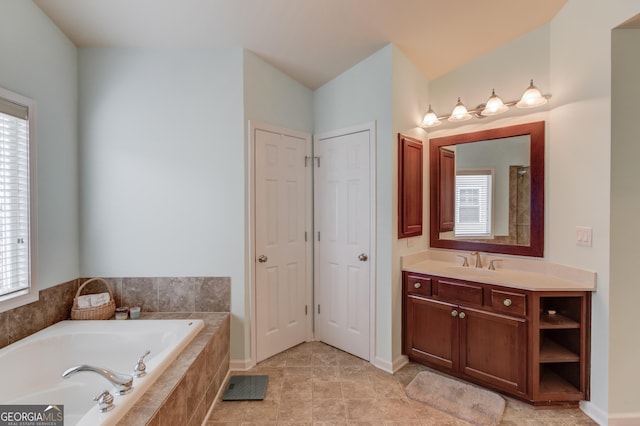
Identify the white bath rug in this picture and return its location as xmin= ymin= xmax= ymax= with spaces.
xmin=405 ymin=370 xmax=505 ymax=426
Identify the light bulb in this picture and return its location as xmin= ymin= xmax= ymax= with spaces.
xmin=481 ymin=89 xmax=509 ymax=116
xmin=516 ymin=80 xmax=547 ymax=108
xmin=448 ymin=98 xmax=472 ymax=122
xmin=421 ymin=105 xmax=441 ymax=127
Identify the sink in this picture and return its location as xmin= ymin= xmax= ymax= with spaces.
xmin=441 ymin=266 xmax=498 ymax=276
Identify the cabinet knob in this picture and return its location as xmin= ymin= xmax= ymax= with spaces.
xmin=414 ymin=282 xmax=421 ymax=289
xmin=451 ymin=310 xmax=458 ymax=317
xmin=459 ymin=312 xmax=466 ymax=319
xmin=503 ymin=298 xmax=512 ymax=307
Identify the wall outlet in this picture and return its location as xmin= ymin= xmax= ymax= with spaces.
xmin=576 ymin=226 xmax=593 ymax=247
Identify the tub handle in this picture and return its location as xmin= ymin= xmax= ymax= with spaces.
xmin=94 ymin=390 xmax=114 ymax=412
xmin=134 ymin=350 xmax=151 ymax=378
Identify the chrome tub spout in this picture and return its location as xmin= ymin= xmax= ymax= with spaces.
xmin=62 ymin=365 xmax=133 ymax=395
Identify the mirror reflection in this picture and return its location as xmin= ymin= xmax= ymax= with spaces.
xmin=429 ymin=121 xmax=544 ymax=257
xmin=439 ymin=135 xmax=530 ymax=245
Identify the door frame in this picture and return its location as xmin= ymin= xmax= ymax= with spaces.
xmin=313 ymin=121 xmax=377 ymax=361
xmin=249 ymin=120 xmax=313 ymax=368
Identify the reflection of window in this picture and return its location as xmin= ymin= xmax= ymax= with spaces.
xmin=455 ymin=170 xmax=493 ymax=237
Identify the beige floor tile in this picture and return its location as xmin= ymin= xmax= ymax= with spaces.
xmin=312 ymin=398 xmax=347 ymax=422
xmin=204 ymin=342 xmax=598 ymax=426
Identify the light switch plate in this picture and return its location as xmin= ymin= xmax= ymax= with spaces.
xmin=576 ymin=226 xmax=592 ymax=247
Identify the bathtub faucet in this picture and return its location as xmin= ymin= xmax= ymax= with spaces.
xmin=62 ymin=365 xmax=134 ymax=395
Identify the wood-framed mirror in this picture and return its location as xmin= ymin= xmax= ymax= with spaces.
xmin=429 ymin=121 xmax=544 ymax=257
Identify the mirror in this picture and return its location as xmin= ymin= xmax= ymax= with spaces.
xmin=430 ymin=121 xmax=544 ymax=257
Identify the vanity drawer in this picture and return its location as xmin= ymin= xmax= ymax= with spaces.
xmin=435 ymin=280 xmax=483 ymax=306
xmin=405 ymin=274 xmax=432 ymax=297
xmin=490 ymin=289 xmax=527 ymax=317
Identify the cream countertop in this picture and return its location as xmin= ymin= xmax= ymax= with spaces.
xmin=402 ymin=250 xmax=596 ymax=292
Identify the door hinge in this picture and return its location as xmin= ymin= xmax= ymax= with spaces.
xmin=305 ymin=231 xmax=307 ymax=242
xmin=305 ymin=305 xmax=308 ymax=315
xmin=317 ymin=231 xmax=321 ymax=242
xmin=317 ymin=304 xmax=321 ymax=314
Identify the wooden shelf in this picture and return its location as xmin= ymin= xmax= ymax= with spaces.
xmin=539 ymin=369 xmax=581 ymax=395
xmin=540 ymin=313 xmax=580 ymax=329
xmin=539 ymin=339 xmax=580 ymax=363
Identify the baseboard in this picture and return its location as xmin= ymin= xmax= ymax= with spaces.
xmin=229 ymin=358 xmax=254 ymax=371
xmin=392 ymin=354 xmax=409 ymax=373
xmin=580 ymin=401 xmax=608 ymax=425
xmin=608 ymin=411 xmax=640 ymax=426
xmin=371 ymin=354 xmax=409 ymax=374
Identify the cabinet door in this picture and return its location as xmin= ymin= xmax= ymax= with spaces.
xmin=459 ymin=306 xmax=528 ymax=395
xmin=405 ymin=296 xmax=458 ymax=371
xmin=398 ymin=134 xmax=423 ymax=238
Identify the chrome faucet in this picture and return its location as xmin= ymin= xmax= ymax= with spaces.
xmin=62 ymin=365 xmax=134 ymax=395
xmin=470 ymin=251 xmax=483 ymax=268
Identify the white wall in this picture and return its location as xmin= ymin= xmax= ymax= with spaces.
xmin=0 ymin=1 xmax=79 ymax=289
xmin=390 ymin=48 xmax=430 ymax=363
xmin=314 ymin=44 xmax=394 ymax=366
xmin=610 ymin=25 xmax=640 ymax=421
xmin=78 ymin=48 xmax=247 ymax=359
xmin=243 ymin=50 xmax=314 ymax=134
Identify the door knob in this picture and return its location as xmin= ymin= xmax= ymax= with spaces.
xmin=258 ymin=255 xmax=268 ymax=263
xmin=358 ymin=253 xmax=368 ymax=262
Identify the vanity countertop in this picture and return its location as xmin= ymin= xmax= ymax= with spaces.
xmin=402 ymin=251 xmax=597 ymax=292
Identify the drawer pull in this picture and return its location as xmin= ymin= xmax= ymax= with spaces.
xmin=414 ymin=283 xmax=421 ymax=289
xmin=451 ymin=310 xmax=458 ymax=317
xmin=459 ymin=312 xmax=466 ymax=319
xmin=503 ymin=298 xmax=512 ymax=307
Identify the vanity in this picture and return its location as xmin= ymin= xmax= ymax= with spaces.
xmin=402 ymin=252 xmax=595 ymax=406
xmin=400 ymin=121 xmax=596 ymax=406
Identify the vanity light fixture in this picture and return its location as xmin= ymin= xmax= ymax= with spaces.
xmin=421 ymin=79 xmax=551 ymax=127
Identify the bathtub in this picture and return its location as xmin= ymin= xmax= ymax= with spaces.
xmin=0 ymin=319 xmax=204 ymax=425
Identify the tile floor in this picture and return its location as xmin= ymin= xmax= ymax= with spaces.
xmin=204 ymin=341 xmax=597 ymax=425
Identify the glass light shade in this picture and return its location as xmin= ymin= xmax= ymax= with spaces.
xmin=448 ymin=98 xmax=472 ymax=122
xmin=421 ymin=105 xmax=441 ymax=127
xmin=481 ymin=89 xmax=509 ymax=116
xmin=516 ymin=79 xmax=547 ymax=108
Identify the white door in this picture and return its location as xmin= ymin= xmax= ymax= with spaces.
xmin=315 ymin=128 xmax=372 ymax=360
xmin=255 ymin=127 xmax=311 ymax=362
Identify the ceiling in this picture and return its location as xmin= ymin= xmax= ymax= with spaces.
xmin=33 ymin=0 xmax=567 ymax=90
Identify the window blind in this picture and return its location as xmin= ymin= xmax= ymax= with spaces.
xmin=455 ymin=171 xmax=492 ymax=237
xmin=0 ymin=97 xmax=30 ymax=298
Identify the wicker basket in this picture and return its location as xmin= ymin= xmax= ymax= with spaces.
xmin=71 ymin=277 xmax=116 ymax=320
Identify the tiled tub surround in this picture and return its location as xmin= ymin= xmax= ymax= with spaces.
xmin=117 ymin=312 xmax=230 ymax=426
xmin=0 ymin=276 xmax=231 ymax=350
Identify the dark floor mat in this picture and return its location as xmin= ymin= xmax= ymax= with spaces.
xmin=222 ymin=375 xmax=269 ymax=401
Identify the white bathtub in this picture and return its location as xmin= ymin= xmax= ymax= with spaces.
xmin=0 ymin=319 xmax=204 ymax=425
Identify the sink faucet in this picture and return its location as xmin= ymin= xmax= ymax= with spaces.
xmin=62 ymin=365 xmax=133 ymax=395
xmin=470 ymin=251 xmax=483 ymax=268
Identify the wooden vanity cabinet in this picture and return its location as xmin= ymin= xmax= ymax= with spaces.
xmin=402 ymin=271 xmax=591 ymax=405
xmin=403 ymin=273 xmax=528 ymax=397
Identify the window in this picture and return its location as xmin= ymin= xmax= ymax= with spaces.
xmin=0 ymin=87 xmax=36 ymax=312
xmin=455 ymin=170 xmax=493 ymax=237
